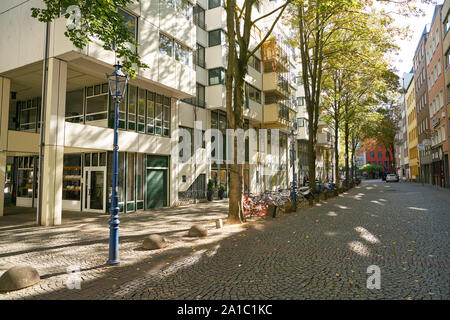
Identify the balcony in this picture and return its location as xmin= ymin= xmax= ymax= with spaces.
xmin=261 ymin=38 xmax=289 ymax=74
xmin=317 ymin=132 xmax=331 ymax=148
xmin=262 ymin=103 xmax=290 ymax=129
xmin=262 ymin=72 xmax=290 ymax=100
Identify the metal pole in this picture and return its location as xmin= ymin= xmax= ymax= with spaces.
xmin=290 ymin=130 xmax=297 ymax=210
xmin=107 ymin=72 xmax=120 ymax=265
xmin=37 ymin=21 xmax=50 ymax=226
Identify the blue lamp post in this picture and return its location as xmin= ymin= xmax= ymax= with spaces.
xmin=106 ymin=62 xmax=128 ymax=265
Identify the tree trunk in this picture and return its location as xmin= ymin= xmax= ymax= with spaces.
xmin=344 ymin=120 xmax=349 ymax=188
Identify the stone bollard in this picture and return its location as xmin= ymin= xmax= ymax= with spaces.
xmin=188 ymin=224 xmax=208 ymax=237
xmin=216 ymin=219 xmax=223 ymax=229
xmin=0 ymin=266 xmax=40 ymax=292
xmin=142 ymin=234 xmax=168 ymax=250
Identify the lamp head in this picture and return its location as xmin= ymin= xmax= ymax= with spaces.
xmin=106 ymin=62 xmax=129 ymax=101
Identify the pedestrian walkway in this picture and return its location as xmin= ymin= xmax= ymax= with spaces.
xmin=0 ymin=200 xmax=236 ymax=299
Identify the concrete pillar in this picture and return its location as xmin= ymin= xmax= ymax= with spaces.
xmin=0 ymin=152 xmax=6 ymax=217
xmin=0 ymin=77 xmax=11 ymax=217
xmin=170 ymin=98 xmax=179 ymax=206
xmin=39 ymin=58 xmax=66 ymax=226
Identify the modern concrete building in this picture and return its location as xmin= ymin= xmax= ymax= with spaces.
xmin=426 ymin=4 xmax=448 ymax=187
xmin=0 ymin=0 xmax=307 ymax=223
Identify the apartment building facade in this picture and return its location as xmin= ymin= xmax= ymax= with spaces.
xmin=441 ymin=0 xmax=450 ymax=188
xmin=0 ymin=0 xmax=307 ymax=223
xmin=426 ymin=5 xmax=448 ymax=187
xmin=413 ymin=27 xmax=433 ymax=184
xmin=405 ymin=72 xmax=419 ymax=181
xmin=395 ymin=99 xmax=409 ymax=180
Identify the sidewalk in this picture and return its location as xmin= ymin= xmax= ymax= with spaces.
xmin=0 ymin=200 xmax=241 ymax=299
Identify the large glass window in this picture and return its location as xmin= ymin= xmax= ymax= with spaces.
xmin=128 ymin=85 xmax=137 ymax=130
xmin=248 ymin=56 xmax=261 ymax=72
xmin=155 ymin=95 xmax=163 ymax=135
xmin=118 ymin=8 xmax=137 ymax=41
xmin=63 ymin=154 xmax=82 ymax=201
xmin=138 ymin=88 xmax=146 ymax=133
xmin=209 ymin=0 xmax=221 ymax=9
xmin=86 ymin=85 xmax=108 ymax=124
xmin=127 ymin=153 xmax=135 ymax=211
xmin=18 ymin=98 xmax=40 ymax=132
xmin=159 ymin=33 xmax=173 ymax=56
xmin=209 ymin=29 xmax=221 ymax=47
xmin=197 ymin=84 xmax=205 ymax=108
xmin=175 ymin=42 xmax=191 ymax=66
xmin=245 ymin=83 xmax=261 ymax=104
xmin=195 ymin=44 xmax=206 ymax=68
xmin=65 ymin=89 xmax=84 ymax=123
xmin=193 ymin=5 xmax=206 ymax=29
xmin=163 ymin=97 xmax=171 ymax=137
xmin=209 ymin=68 xmax=224 ymax=85
xmin=147 ymin=92 xmax=155 ymax=134
xmin=177 ymin=0 xmax=192 ymax=20
xmin=136 ymin=153 xmax=144 ymax=209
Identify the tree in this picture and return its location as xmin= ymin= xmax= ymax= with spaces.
xmin=31 ymin=0 xmax=148 ymax=77
xmin=224 ymin=0 xmax=291 ymax=224
xmin=290 ymin=0 xmax=403 ymax=190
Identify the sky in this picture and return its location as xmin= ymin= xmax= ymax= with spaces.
xmin=390 ymin=0 xmax=444 ymax=78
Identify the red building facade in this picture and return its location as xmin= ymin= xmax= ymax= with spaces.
xmin=365 ymin=145 xmax=394 ymax=173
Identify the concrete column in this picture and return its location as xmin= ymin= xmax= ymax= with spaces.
xmin=39 ymin=58 xmax=66 ymax=226
xmin=0 ymin=77 xmax=11 ymax=217
xmin=0 ymin=152 xmax=6 ymax=217
xmin=169 ymin=98 xmax=179 ymax=206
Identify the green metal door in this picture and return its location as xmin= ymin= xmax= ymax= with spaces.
xmin=146 ymin=169 xmax=167 ymax=209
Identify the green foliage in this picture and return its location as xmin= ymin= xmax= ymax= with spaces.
xmin=31 ymin=0 xmax=148 ymax=77
xmin=358 ymin=164 xmax=382 ymax=173
xmin=207 ymin=179 xmax=215 ymax=192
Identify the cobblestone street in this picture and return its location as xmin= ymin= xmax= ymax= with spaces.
xmin=0 ymin=180 xmax=449 ymax=300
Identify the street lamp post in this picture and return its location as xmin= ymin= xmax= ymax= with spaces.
xmin=106 ymin=62 xmax=128 ymax=265
xmin=290 ymin=124 xmax=297 ymax=211
xmin=330 ymin=144 xmax=334 ymax=184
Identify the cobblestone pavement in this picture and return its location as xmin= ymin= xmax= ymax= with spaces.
xmin=1 ymin=181 xmax=449 ymax=300
xmin=0 ymin=200 xmax=234 ymax=299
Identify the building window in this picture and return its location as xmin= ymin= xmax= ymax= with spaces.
xmin=65 ymin=89 xmax=84 ymax=123
xmin=86 ymin=84 xmax=108 ymax=125
xmin=194 ymin=44 xmax=206 ymax=68
xmin=370 ymin=152 xmax=374 ymax=158
xmin=175 ymin=41 xmax=191 ymax=66
xmin=138 ymin=88 xmax=146 ymax=133
xmin=209 ymin=29 xmax=221 ymax=47
xmin=164 ymin=0 xmax=192 ymax=20
xmin=208 ymin=0 xmax=222 ymax=9
xmin=298 ymin=97 xmax=305 ymax=106
xmin=196 ymin=84 xmax=205 ymax=108
xmin=177 ymin=0 xmax=192 ymax=20
xmin=245 ymin=82 xmax=261 ymax=104
xmin=147 ymin=92 xmax=155 ymax=134
xmin=160 ymin=33 xmax=191 ymax=66
xmin=128 ymin=85 xmax=137 ymax=131
xmin=209 ymin=68 xmax=224 ymax=85
xmin=248 ymin=55 xmax=261 ymax=72
xmin=193 ymin=5 xmax=206 ymax=29
xmin=118 ymin=8 xmax=137 ymax=41
xmin=159 ymin=33 xmax=173 ymax=57
xmin=182 ymin=83 xmax=205 ymax=108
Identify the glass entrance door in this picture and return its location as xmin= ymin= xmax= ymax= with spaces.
xmin=84 ymin=168 xmax=106 ymax=212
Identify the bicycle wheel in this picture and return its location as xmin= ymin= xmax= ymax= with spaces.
xmin=254 ymin=202 xmax=267 ymax=217
xmin=242 ymin=197 xmax=254 ymax=217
